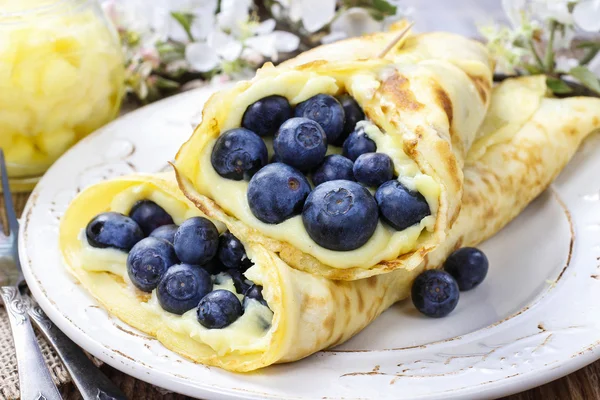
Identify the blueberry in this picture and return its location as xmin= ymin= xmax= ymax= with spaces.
xmin=244 ymin=284 xmax=267 ymax=307
xmin=375 ymin=180 xmax=430 ymax=231
xmin=242 ymin=95 xmax=292 ymax=137
xmin=211 ymin=128 xmax=268 ymax=180
xmin=411 ymin=270 xmax=459 ymax=318
xmin=342 ymin=126 xmax=376 ymax=161
xmin=335 ymin=94 xmax=365 ymax=146
xmin=173 ymin=217 xmax=219 ymax=265
xmin=197 ymin=290 xmax=243 ymax=329
xmin=353 ymin=153 xmax=394 ymax=187
xmin=127 ymin=237 xmax=178 ymax=292
xmin=302 ymin=180 xmax=378 ymax=251
xmin=128 ymin=200 xmax=174 ymax=236
xmin=295 ymin=94 xmax=345 ymax=143
xmin=218 ymin=232 xmax=251 ymax=271
xmin=201 ymin=258 xmax=225 ymax=275
xmin=149 ymin=224 xmax=178 ymax=244
xmin=312 ymin=155 xmax=355 ymax=187
xmin=247 ymin=163 xmax=311 ymax=224
xmin=157 ymin=264 xmax=213 ymax=315
xmin=274 ymin=117 xmax=327 ymax=171
xmin=86 ymin=212 xmax=144 ymax=251
xmin=227 ymin=269 xmax=252 ymax=294
xmin=444 ymin=248 xmax=489 ymax=291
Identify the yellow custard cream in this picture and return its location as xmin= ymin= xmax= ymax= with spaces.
xmin=77 ymin=183 xmax=274 ymax=355
xmin=0 ymin=0 xmax=124 ymax=177
xmin=195 ymin=69 xmax=439 ymax=269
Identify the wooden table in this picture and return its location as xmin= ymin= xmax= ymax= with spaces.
xmin=6 ymin=190 xmax=600 ymax=399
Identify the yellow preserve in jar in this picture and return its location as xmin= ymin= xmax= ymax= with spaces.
xmin=0 ymin=0 xmax=124 ymax=189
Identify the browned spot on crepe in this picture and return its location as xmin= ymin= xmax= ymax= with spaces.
xmin=432 ymin=83 xmax=453 ymax=126
xmin=467 ymin=73 xmax=490 ymax=104
xmin=357 ymin=291 xmax=365 ymax=313
xmin=323 ymin=315 xmax=335 ymax=331
xmin=381 ymin=73 xmax=424 ymax=112
xmin=367 ymin=276 xmax=378 ymax=288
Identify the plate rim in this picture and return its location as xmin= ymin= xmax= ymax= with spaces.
xmin=18 ymin=86 xmax=600 ymax=400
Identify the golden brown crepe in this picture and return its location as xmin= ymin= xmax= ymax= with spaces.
xmin=60 ymin=76 xmax=600 ymax=372
xmin=174 ymin=26 xmax=494 ymax=280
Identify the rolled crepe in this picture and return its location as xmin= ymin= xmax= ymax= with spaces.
xmin=175 ymin=26 xmax=494 ymax=280
xmin=61 ymin=76 xmax=600 ymax=372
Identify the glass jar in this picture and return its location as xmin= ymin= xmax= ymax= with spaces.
xmin=0 ymin=0 xmax=124 ymax=191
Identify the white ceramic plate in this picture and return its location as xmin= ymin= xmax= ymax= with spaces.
xmin=20 ymin=85 xmax=600 ymax=400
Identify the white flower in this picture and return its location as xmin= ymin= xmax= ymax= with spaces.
xmin=323 ymin=8 xmax=382 ymax=42
xmin=530 ymin=0 xmax=573 ymax=25
xmin=185 ymin=42 xmax=219 ymax=72
xmin=554 ymin=56 xmax=579 ymax=72
xmin=573 ymin=0 xmax=600 ymax=32
xmin=502 ymin=0 xmax=527 ymax=27
xmin=217 ymin=0 xmax=253 ymax=33
xmin=210 ymin=30 xmax=243 ymax=61
xmin=245 ymin=31 xmax=300 ymax=61
xmin=240 ymin=48 xmax=265 ymax=66
xmin=163 ymin=0 xmax=218 ymax=42
xmin=279 ymin=0 xmax=337 ymax=33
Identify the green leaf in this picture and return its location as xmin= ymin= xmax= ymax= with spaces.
xmin=546 ymin=77 xmax=573 ymax=94
xmin=155 ymin=76 xmax=180 ymax=90
xmin=569 ymin=66 xmax=600 ymax=94
xmin=523 ymin=63 xmax=543 ymax=74
xmin=372 ymin=0 xmax=397 ymax=15
xmin=170 ymin=12 xmax=195 ymax=42
xmin=576 ymin=41 xmax=600 ymax=49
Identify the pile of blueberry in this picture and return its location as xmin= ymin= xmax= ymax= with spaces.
xmin=211 ymin=93 xmax=431 ymax=251
xmin=86 ymin=200 xmax=269 ymax=329
xmin=411 ymin=247 xmax=489 ymax=318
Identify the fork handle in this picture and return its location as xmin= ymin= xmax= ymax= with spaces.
xmin=28 ymin=302 xmax=127 ymax=400
xmin=0 ymin=286 xmax=62 ymax=400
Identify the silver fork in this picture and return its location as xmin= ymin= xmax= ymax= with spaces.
xmin=0 ymin=150 xmax=126 ymax=400
xmin=0 ymin=150 xmax=62 ymax=399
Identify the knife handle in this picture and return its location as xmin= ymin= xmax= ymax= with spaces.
xmin=27 ymin=301 xmax=127 ymax=400
xmin=0 ymin=286 xmax=62 ymax=400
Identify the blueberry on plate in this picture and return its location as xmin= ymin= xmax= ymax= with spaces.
xmin=197 ymin=290 xmax=243 ymax=329
xmin=375 ymin=180 xmax=430 ymax=231
xmin=86 ymin=212 xmax=144 ymax=251
xmin=173 ymin=217 xmax=219 ymax=265
xmin=342 ymin=126 xmax=376 ymax=161
xmin=129 ymin=200 xmax=174 ymax=236
xmin=127 ymin=237 xmax=178 ymax=292
xmin=353 ymin=153 xmax=394 ymax=187
xmin=302 ymin=180 xmax=378 ymax=251
xmin=218 ymin=232 xmax=251 ymax=271
xmin=274 ymin=117 xmax=327 ymax=171
xmin=242 ymin=95 xmax=292 ymax=137
xmin=157 ymin=264 xmax=213 ymax=315
xmin=149 ymin=224 xmax=178 ymax=244
xmin=411 ymin=270 xmax=459 ymax=318
xmin=295 ymin=94 xmax=345 ymax=143
xmin=247 ymin=163 xmax=311 ymax=224
xmin=312 ymin=154 xmax=355 ymax=187
xmin=444 ymin=247 xmax=489 ymax=291
xmin=211 ymin=128 xmax=268 ymax=180
xmin=335 ymin=94 xmax=365 ymax=146
xmin=244 ymin=284 xmax=267 ymax=307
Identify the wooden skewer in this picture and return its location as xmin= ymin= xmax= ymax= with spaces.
xmin=377 ymin=21 xmax=415 ymax=58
